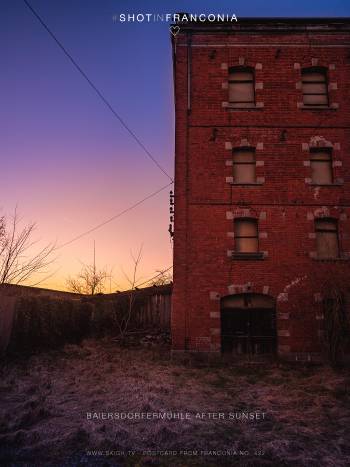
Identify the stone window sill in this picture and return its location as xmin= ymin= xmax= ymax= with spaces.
xmin=226 ymin=105 xmax=263 ymax=111
xmin=230 ymin=182 xmax=264 ymax=186
xmin=309 ymin=182 xmax=343 ymax=187
xmin=231 ymin=252 xmax=265 ymax=260
xmin=312 ymin=256 xmax=349 ymax=262
xmin=300 ymin=105 xmax=337 ymax=111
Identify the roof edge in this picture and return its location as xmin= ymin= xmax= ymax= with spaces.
xmin=171 ymin=16 xmax=350 ymax=32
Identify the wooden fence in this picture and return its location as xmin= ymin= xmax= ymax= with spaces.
xmin=132 ymin=285 xmax=172 ymax=329
xmin=89 ymin=284 xmax=172 ymax=330
xmin=0 ymin=283 xmax=172 ymax=353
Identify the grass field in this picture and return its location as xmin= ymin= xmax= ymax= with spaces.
xmin=0 ymin=337 xmax=349 ymax=466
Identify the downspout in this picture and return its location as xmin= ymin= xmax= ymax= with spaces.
xmin=187 ymin=32 xmax=192 ymax=112
xmin=184 ymin=31 xmax=192 ymax=351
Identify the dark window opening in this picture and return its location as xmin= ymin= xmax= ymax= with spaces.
xmin=233 ymin=148 xmax=256 ymax=184
xmin=301 ymin=67 xmax=329 ymax=106
xmin=234 ymin=218 xmax=259 ymax=253
xmin=315 ymin=218 xmax=339 ymax=259
xmin=228 ymin=66 xmax=255 ymax=108
xmin=310 ymin=148 xmax=333 ymax=184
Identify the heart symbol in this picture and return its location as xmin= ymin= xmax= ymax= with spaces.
xmin=170 ymin=25 xmax=180 ymax=37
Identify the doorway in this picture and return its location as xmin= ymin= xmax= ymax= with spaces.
xmin=221 ymin=293 xmax=277 ymax=355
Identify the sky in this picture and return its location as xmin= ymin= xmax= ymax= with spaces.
xmin=1 ymin=0 xmax=350 ymax=291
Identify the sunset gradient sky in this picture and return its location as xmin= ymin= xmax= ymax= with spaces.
xmin=2 ymin=0 xmax=349 ymax=290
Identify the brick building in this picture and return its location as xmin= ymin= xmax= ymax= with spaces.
xmin=171 ymin=18 xmax=350 ymax=361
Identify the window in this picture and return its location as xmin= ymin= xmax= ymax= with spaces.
xmin=310 ymin=149 xmax=333 ymax=184
xmin=301 ymin=67 xmax=328 ymax=106
xmin=315 ymin=218 xmax=339 ymax=259
xmin=233 ymin=148 xmax=256 ymax=184
xmin=234 ymin=218 xmax=259 ymax=253
xmin=228 ymin=67 xmax=255 ymax=108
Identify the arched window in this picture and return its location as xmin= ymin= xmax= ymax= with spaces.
xmin=315 ymin=218 xmax=339 ymax=259
xmin=228 ymin=66 xmax=255 ymax=108
xmin=301 ymin=67 xmax=328 ymax=106
xmin=234 ymin=218 xmax=259 ymax=253
xmin=310 ymin=148 xmax=333 ymax=184
xmin=233 ymin=148 xmax=256 ymax=184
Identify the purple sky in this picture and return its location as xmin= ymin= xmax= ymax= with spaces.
xmin=2 ymin=0 xmax=349 ymax=290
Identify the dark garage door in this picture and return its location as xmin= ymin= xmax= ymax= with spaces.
xmin=221 ymin=294 xmax=277 ymax=355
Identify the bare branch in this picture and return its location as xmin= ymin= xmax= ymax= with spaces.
xmin=113 ymin=245 xmax=143 ymax=339
xmin=150 ymin=268 xmax=173 ymax=286
xmin=66 ymin=262 xmax=107 ymax=295
xmin=0 ymin=209 xmax=56 ymax=286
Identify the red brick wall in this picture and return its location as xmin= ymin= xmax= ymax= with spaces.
xmin=171 ymin=20 xmax=350 ymax=360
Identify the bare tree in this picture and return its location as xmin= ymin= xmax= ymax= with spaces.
xmin=0 ymin=209 xmax=55 ymax=286
xmin=66 ymin=242 xmax=107 ymax=295
xmin=66 ymin=264 xmax=107 ymax=295
xmin=310 ymin=265 xmax=350 ymax=366
xmin=150 ymin=268 xmax=173 ymax=286
xmin=113 ymin=246 xmax=143 ymax=338
xmin=317 ymin=272 xmax=350 ymax=366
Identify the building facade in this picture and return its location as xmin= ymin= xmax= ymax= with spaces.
xmin=171 ymin=18 xmax=350 ymax=361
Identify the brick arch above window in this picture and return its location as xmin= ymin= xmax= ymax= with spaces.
xmin=313 ymin=207 xmax=342 ymax=220
xmin=232 ymin=208 xmax=259 ymax=219
xmin=309 ymin=136 xmax=333 ymax=149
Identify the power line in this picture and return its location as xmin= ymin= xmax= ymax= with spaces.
xmin=23 ymin=0 xmax=173 ymax=182
xmin=135 ymin=266 xmax=173 ymax=288
xmin=57 ymin=182 xmax=173 ymax=249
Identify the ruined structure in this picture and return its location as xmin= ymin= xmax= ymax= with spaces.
xmin=171 ymin=18 xmax=350 ymax=360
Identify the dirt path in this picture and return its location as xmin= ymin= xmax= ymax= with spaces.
xmin=0 ymin=338 xmax=349 ymax=466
